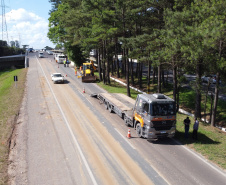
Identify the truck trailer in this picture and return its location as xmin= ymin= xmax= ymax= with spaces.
xmin=96 ymin=93 xmax=176 ymax=140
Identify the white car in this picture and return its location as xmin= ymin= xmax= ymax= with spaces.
xmin=51 ymin=73 xmax=64 ymax=84
xmin=39 ymin=52 xmax=44 ymax=58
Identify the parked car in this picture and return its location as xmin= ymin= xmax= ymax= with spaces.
xmin=201 ymin=75 xmax=221 ymax=84
xmin=39 ymin=52 xmax=44 ymax=58
xmin=211 ymin=75 xmax=221 ymax=84
xmin=51 ymin=73 xmax=64 ymax=84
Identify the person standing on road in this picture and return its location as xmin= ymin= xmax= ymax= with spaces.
xmin=184 ymin=117 xmax=191 ymax=138
xmin=192 ymin=118 xmax=199 ymax=140
xmin=66 ymin=59 xmax=69 ymax=67
xmin=63 ymin=60 xmax=66 ymax=67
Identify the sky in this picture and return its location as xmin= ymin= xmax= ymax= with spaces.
xmin=1 ymin=0 xmax=55 ymax=49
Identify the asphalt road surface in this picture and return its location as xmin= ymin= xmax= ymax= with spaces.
xmin=8 ymin=52 xmax=226 ymax=185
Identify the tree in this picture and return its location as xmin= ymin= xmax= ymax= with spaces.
xmin=199 ymin=0 xmax=226 ymax=126
xmin=10 ymin=41 xmax=15 ymax=47
xmin=15 ymin=40 xmax=20 ymax=48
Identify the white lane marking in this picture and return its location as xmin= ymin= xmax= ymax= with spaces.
xmin=173 ymin=139 xmax=226 ymax=177
xmin=115 ymin=128 xmax=136 ymax=150
xmin=36 ymin=56 xmax=98 ymax=185
xmin=86 ymin=99 xmax=93 ymax=106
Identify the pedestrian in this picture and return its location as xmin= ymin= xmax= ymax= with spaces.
xmin=66 ymin=59 xmax=69 ymax=67
xmin=63 ymin=60 xmax=66 ymax=67
xmin=183 ymin=117 xmax=191 ymax=138
xmin=192 ymin=118 xmax=199 ymax=140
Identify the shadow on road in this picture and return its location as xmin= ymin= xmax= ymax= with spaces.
xmin=149 ymin=131 xmax=220 ymax=145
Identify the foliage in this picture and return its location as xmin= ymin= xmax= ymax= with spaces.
xmin=0 ymin=43 xmax=25 ymax=57
xmin=47 ymin=0 xmax=226 ymax=126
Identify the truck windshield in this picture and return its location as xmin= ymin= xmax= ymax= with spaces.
xmin=151 ymin=103 xmax=175 ymax=116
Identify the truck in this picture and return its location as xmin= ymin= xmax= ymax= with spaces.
xmin=95 ymin=93 xmax=176 ymax=140
xmin=55 ymin=54 xmax=67 ymax=64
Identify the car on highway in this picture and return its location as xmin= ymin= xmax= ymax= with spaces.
xmin=51 ymin=73 xmax=64 ymax=84
xmin=39 ymin=52 xmax=44 ymax=58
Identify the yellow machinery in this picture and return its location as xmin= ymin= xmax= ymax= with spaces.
xmin=81 ymin=60 xmax=97 ymax=83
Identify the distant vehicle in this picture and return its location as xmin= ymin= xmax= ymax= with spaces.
xmin=39 ymin=52 xmax=44 ymax=58
xmin=201 ymin=75 xmax=221 ymax=84
xmin=51 ymin=73 xmax=64 ymax=84
xmin=27 ymin=48 xmax=33 ymax=52
xmin=55 ymin=54 xmax=67 ymax=64
xmin=47 ymin=50 xmax=53 ymax=55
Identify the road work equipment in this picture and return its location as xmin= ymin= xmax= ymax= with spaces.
xmin=81 ymin=60 xmax=96 ymax=83
xmin=127 ymin=129 xmax=131 ymax=139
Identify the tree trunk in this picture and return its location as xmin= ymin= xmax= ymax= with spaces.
xmin=131 ymin=58 xmax=134 ymax=85
xmin=173 ymin=65 xmax=178 ymax=111
xmin=122 ymin=49 xmax=125 ymax=78
xmin=115 ymin=37 xmax=120 ymax=78
xmin=102 ymin=40 xmax=106 ymax=84
xmin=139 ymin=63 xmax=143 ymax=88
xmin=210 ymin=92 xmax=214 ymax=123
xmin=211 ymin=40 xmax=223 ymax=126
xmin=162 ymin=69 xmax=165 ymax=88
xmin=106 ymin=40 xmax=110 ymax=84
xmin=211 ymin=73 xmax=220 ymax=127
xmin=152 ymin=68 xmax=155 ymax=85
xmin=195 ymin=60 xmax=202 ymax=119
xmin=204 ymin=80 xmax=211 ymax=123
xmin=135 ymin=62 xmax=139 ymax=78
xmin=147 ymin=60 xmax=151 ymax=94
xmin=98 ymin=48 xmax=102 ymax=81
xmin=126 ymin=49 xmax=131 ymax=97
xmin=158 ymin=64 xmax=161 ymax=93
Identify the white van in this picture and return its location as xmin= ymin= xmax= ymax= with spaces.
xmin=39 ymin=52 xmax=44 ymax=58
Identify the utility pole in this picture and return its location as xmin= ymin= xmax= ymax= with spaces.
xmin=0 ymin=0 xmax=9 ymax=44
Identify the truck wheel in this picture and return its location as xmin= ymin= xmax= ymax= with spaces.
xmin=124 ymin=116 xmax=129 ymax=126
xmin=108 ymin=103 xmax=113 ymax=113
xmin=136 ymin=123 xmax=142 ymax=138
xmin=104 ymin=101 xmax=108 ymax=110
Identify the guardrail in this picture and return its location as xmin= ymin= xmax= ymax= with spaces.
xmin=0 ymin=54 xmax=26 ymax=69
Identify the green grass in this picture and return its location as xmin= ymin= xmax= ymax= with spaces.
xmin=0 ymin=68 xmax=27 ymax=185
xmin=96 ymin=75 xmax=226 ymax=170
xmin=176 ymin=113 xmax=226 ymax=169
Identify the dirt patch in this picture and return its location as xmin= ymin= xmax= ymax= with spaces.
xmin=7 ymin=86 xmax=28 ymax=185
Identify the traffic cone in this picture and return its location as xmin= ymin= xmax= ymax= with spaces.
xmin=83 ymin=88 xmax=85 ymax=93
xmin=127 ymin=129 xmax=131 ymax=139
xmin=65 ymin=74 xmax=67 ymax=77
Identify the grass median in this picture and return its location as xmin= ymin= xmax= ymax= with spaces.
xmin=96 ymin=77 xmax=226 ymax=170
xmin=0 ymin=68 xmax=27 ymax=185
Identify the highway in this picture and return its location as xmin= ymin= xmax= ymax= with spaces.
xmin=9 ymin=51 xmax=226 ymax=185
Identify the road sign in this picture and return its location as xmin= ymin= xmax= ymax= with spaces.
xmin=14 ymin=76 xmax=18 ymax=81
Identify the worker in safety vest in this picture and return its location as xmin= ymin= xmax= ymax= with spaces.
xmin=63 ymin=60 xmax=66 ymax=67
